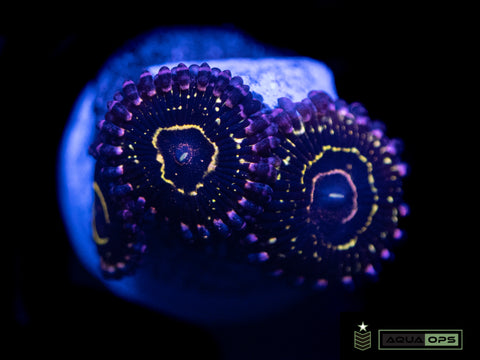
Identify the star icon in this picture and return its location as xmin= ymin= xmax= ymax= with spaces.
xmin=358 ymin=322 xmax=368 ymax=332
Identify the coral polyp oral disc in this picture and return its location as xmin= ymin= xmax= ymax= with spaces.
xmin=90 ymin=63 xmax=280 ymax=276
xmin=152 ymin=125 xmax=218 ymax=194
xmin=307 ymin=168 xmax=358 ymax=229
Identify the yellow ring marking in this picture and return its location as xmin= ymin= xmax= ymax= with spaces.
xmin=92 ymin=181 xmax=110 ymax=245
xmin=151 ymin=124 xmax=219 ymax=196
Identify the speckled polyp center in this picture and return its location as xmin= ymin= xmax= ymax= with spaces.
xmin=152 ymin=125 xmax=218 ymax=196
xmin=307 ymin=169 xmax=358 ymax=227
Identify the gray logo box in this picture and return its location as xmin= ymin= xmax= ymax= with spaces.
xmin=378 ymin=330 xmax=463 ymax=350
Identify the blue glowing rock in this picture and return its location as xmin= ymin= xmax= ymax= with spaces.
xmin=58 ymin=27 xmax=338 ymax=324
xmin=58 ymin=27 xmax=408 ymax=324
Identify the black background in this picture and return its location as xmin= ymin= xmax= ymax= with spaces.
xmin=5 ymin=3 xmax=472 ymax=359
